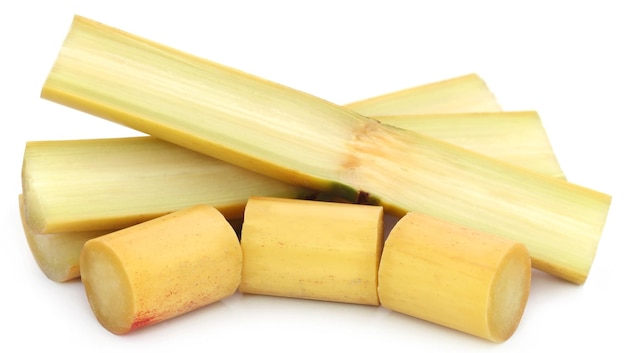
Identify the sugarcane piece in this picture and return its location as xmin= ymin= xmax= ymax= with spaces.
xmin=346 ymin=73 xmax=501 ymax=116
xmin=19 ymin=195 xmax=107 ymax=282
xmin=239 ymin=196 xmax=383 ymax=305
xmin=21 ymin=136 xmax=316 ymax=234
xmin=378 ymin=212 xmax=531 ymax=342
xmin=41 ymin=15 xmax=611 ymax=283
xmin=80 ymin=204 xmax=241 ymax=334
xmin=376 ymin=111 xmax=565 ymax=179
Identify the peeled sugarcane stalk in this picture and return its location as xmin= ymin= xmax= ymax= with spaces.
xmin=378 ymin=212 xmax=531 ymax=342
xmin=80 ymin=204 xmax=242 ymax=334
xmin=345 ymin=73 xmax=501 ymax=115
xmin=41 ymin=15 xmax=611 ymax=283
xmin=21 ymin=136 xmax=315 ymax=235
xmin=20 ymin=107 xmax=562 ymax=283
xmin=376 ymin=111 xmax=564 ymax=179
xmin=239 ymin=196 xmax=383 ymax=305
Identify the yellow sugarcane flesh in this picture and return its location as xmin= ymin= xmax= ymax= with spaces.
xmin=378 ymin=212 xmax=531 ymax=342
xmin=80 ymin=204 xmax=241 ymax=334
xmin=239 ymin=197 xmax=384 ymax=305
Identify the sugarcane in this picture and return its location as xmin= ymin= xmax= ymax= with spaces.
xmin=40 ymin=15 xmax=611 ymax=284
xmin=80 ymin=204 xmax=241 ymax=334
xmin=239 ymin=196 xmax=383 ymax=305
xmin=378 ymin=212 xmax=531 ymax=342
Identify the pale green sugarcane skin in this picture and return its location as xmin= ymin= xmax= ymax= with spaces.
xmin=41 ymin=16 xmax=611 ymax=284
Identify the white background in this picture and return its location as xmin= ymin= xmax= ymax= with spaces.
xmin=2 ymin=0 xmax=625 ymax=351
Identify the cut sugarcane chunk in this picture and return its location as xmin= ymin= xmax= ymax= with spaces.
xmin=239 ymin=196 xmax=383 ymax=305
xmin=42 ymin=15 xmax=611 ymax=283
xmin=378 ymin=212 xmax=531 ymax=342
xmin=80 ymin=204 xmax=241 ymax=334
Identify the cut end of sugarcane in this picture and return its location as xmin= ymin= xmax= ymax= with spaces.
xmin=21 ymin=176 xmax=47 ymax=234
xmin=81 ymin=239 xmax=135 ymax=334
xmin=19 ymin=194 xmax=106 ymax=282
xmin=487 ymin=243 xmax=532 ymax=342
